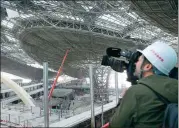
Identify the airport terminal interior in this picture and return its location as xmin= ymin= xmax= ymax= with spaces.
xmin=1 ymin=0 xmax=178 ymax=127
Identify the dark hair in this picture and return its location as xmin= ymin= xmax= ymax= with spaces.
xmin=143 ymin=56 xmax=151 ymax=65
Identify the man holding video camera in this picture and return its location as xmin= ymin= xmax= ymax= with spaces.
xmin=108 ymin=41 xmax=178 ymax=128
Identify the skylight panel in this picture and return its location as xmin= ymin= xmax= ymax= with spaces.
xmin=99 ymin=14 xmax=131 ymax=27
xmin=5 ymin=35 xmax=18 ymax=42
xmin=6 ymin=8 xmax=19 ymax=18
xmin=20 ymin=14 xmax=34 ymax=18
xmin=33 ymin=1 xmax=47 ymax=5
xmin=3 ymin=45 xmax=12 ymax=51
xmin=56 ymin=14 xmax=64 ymax=18
xmin=112 ymin=14 xmax=132 ymax=24
xmin=81 ymin=5 xmax=93 ymax=11
xmin=1 ymin=20 xmax=14 ymax=29
xmin=127 ymin=12 xmax=138 ymax=20
xmin=129 ymin=28 xmax=158 ymax=40
xmin=96 ymin=21 xmax=124 ymax=32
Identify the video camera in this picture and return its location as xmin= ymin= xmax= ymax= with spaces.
xmin=101 ymin=47 xmax=178 ymax=84
xmin=101 ymin=47 xmax=141 ymax=84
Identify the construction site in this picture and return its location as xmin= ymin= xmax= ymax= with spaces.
xmin=1 ymin=0 xmax=178 ymax=128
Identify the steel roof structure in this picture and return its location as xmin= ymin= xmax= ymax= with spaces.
xmin=1 ymin=0 xmax=178 ymax=78
xmin=130 ymin=0 xmax=178 ymax=36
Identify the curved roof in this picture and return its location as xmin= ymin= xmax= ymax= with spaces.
xmin=1 ymin=1 xmax=178 ymax=78
xmin=19 ymin=25 xmax=144 ymax=77
xmin=129 ymin=0 xmax=178 ymax=36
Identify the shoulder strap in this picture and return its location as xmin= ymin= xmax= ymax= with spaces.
xmin=141 ymin=83 xmax=170 ymax=104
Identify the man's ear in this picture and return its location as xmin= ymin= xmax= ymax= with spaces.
xmin=144 ymin=63 xmax=153 ymax=71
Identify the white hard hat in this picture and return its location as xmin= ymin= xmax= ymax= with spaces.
xmin=137 ymin=41 xmax=177 ymax=75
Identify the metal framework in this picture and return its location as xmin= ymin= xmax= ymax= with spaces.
xmin=130 ymin=0 xmax=178 ymax=36
xmin=93 ymin=66 xmax=111 ymax=103
xmin=1 ymin=0 xmax=178 ymax=82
